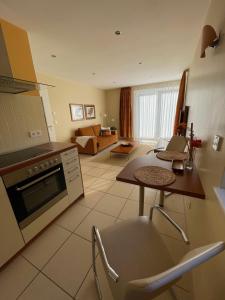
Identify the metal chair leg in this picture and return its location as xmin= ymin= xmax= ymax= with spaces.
xmin=92 ymin=227 xmax=102 ymax=300
xmin=169 ymin=287 xmax=178 ymax=300
xmin=159 ymin=190 xmax=165 ymax=207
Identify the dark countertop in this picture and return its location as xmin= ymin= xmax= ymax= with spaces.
xmin=0 ymin=142 xmax=77 ymax=176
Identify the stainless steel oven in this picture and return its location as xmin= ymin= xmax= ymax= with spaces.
xmin=2 ymin=154 xmax=67 ymax=229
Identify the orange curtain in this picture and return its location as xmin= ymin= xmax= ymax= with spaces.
xmin=173 ymin=70 xmax=188 ymax=135
xmin=119 ymin=87 xmax=133 ymax=138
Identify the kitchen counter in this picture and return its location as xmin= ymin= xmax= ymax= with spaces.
xmin=0 ymin=142 xmax=77 ymax=176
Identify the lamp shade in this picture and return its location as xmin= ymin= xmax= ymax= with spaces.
xmin=201 ymin=25 xmax=219 ymax=58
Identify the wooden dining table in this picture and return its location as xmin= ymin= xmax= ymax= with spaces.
xmin=116 ymin=152 xmax=205 ymax=216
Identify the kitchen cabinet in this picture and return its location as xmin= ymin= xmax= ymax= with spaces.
xmin=0 ymin=177 xmax=25 ymax=267
xmin=61 ymin=148 xmax=84 ymax=204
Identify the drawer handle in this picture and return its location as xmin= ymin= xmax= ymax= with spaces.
xmin=69 ymin=174 xmax=80 ymax=182
xmin=67 ymin=167 xmax=79 ymax=174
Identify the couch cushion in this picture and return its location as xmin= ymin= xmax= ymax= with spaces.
xmin=79 ymin=126 xmax=95 ymax=136
xmin=97 ymin=135 xmax=118 ymax=151
xmin=92 ymin=124 xmax=101 ymax=136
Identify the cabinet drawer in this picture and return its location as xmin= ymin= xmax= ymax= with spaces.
xmin=63 ymin=157 xmax=79 ymax=170
xmin=66 ymin=176 xmax=83 ymax=203
xmin=66 ymin=172 xmax=81 ymax=183
xmin=64 ymin=168 xmax=81 ymax=181
xmin=61 ymin=148 xmax=78 ymax=161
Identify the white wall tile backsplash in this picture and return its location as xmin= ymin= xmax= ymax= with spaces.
xmin=0 ymin=94 xmax=49 ymax=154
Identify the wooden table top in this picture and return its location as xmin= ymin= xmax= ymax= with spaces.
xmin=116 ymin=153 xmax=205 ymax=199
xmin=111 ymin=142 xmax=139 ymax=155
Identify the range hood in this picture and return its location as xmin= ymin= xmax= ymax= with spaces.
xmin=0 ymin=19 xmax=54 ymax=94
xmin=0 ymin=75 xmax=54 ymax=94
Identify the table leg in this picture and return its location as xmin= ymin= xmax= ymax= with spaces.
xmin=159 ymin=190 xmax=165 ymax=207
xmin=139 ymin=186 xmax=145 ymax=216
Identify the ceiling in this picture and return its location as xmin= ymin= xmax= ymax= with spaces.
xmin=0 ymin=0 xmax=210 ymax=89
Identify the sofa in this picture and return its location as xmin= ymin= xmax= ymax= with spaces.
xmin=71 ymin=124 xmax=118 ymax=155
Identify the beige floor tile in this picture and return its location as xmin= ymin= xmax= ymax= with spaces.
xmin=151 ymin=209 xmax=186 ymax=241
xmin=22 ymin=224 xmax=70 ymax=269
xmin=43 ymin=234 xmax=92 ymax=296
xmin=80 ymin=166 xmax=91 ymax=175
xmin=160 ymin=234 xmax=193 ymax=291
xmin=119 ymin=200 xmax=151 ymax=220
xmin=155 ymin=192 xmax=185 ymax=214
xmin=78 ymin=190 xmax=105 ymax=209
xmin=84 ymin=167 xmax=107 ymax=177
xmin=173 ymin=286 xmax=192 ymax=300
xmin=0 ymin=255 xmax=38 ymax=299
xmin=94 ymin=193 xmax=127 ymax=217
xmin=154 ymin=290 xmax=174 ymax=300
xmin=75 ymin=268 xmax=98 ymax=300
xmin=55 ymin=204 xmax=91 ymax=232
xmin=107 ymin=181 xmax=134 ymax=198
xmin=82 ymin=175 xmax=98 ymax=188
xmin=75 ymin=256 xmax=114 ymax=300
xmin=129 ymin=186 xmax=157 ymax=205
xmin=91 ymin=162 xmax=113 ymax=169
xmin=100 ymin=166 xmax=123 ymax=180
xmin=75 ymin=210 xmax=115 ymax=241
xmin=85 ymin=162 xmax=103 ymax=168
xmin=19 ymin=273 xmax=72 ymax=300
xmin=89 ymin=178 xmax=114 ymax=192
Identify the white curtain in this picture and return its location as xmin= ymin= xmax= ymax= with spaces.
xmin=133 ymin=86 xmax=178 ymax=141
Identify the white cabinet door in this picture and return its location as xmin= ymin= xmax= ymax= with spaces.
xmin=0 ymin=177 xmax=25 ymax=267
xmin=61 ymin=148 xmax=84 ymax=204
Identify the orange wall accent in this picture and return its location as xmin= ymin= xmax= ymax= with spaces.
xmin=0 ymin=18 xmax=39 ymax=96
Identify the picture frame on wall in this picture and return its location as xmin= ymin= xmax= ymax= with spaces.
xmin=84 ymin=104 xmax=96 ymax=120
xmin=69 ymin=104 xmax=84 ymax=121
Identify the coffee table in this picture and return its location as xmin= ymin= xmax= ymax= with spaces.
xmin=110 ymin=142 xmax=139 ymax=158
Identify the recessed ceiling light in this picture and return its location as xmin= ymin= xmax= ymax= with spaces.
xmin=114 ymin=30 xmax=121 ymax=35
xmin=51 ymin=54 xmax=56 ymax=58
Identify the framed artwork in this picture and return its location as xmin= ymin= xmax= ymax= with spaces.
xmin=69 ymin=104 xmax=84 ymax=121
xmin=85 ymin=104 xmax=96 ymax=119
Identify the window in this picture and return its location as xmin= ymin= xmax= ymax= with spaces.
xmin=133 ymin=85 xmax=178 ymax=140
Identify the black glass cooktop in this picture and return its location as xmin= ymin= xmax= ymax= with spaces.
xmin=0 ymin=146 xmax=51 ymax=168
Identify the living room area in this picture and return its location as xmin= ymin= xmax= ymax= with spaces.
xmin=0 ymin=1 xmax=225 ymax=300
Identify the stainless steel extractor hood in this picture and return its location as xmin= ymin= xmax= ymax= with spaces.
xmin=0 ymin=75 xmax=54 ymax=94
xmin=0 ymin=20 xmax=54 ymax=94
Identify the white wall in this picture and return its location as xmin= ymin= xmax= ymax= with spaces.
xmin=38 ymin=73 xmax=106 ymax=142
xmin=185 ymin=0 xmax=225 ymax=299
xmin=0 ymin=94 xmax=49 ymax=154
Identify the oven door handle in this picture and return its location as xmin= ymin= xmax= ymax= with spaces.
xmin=16 ymin=168 xmax=61 ymax=192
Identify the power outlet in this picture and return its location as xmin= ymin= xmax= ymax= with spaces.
xmin=29 ymin=130 xmax=42 ymax=138
xmin=29 ymin=130 xmax=37 ymax=138
xmin=36 ymin=129 xmax=42 ymax=137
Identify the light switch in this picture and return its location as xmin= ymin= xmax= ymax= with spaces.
xmin=212 ymin=135 xmax=222 ymax=151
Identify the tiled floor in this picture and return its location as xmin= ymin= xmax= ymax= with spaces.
xmin=0 ymin=143 xmax=193 ymax=299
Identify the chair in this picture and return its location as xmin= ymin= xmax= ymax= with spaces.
xmin=92 ymin=212 xmax=225 ymax=300
xmin=153 ymin=135 xmax=187 ymax=153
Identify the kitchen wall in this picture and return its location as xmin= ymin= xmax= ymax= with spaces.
xmin=185 ymin=0 xmax=225 ymax=299
xmin=37 ymin=73 xmax=106 ymax=142
xmin=0 ymin=94 xmax=49 ymax=154
xmin=105 ymin=80 xmax=179 ymax=131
